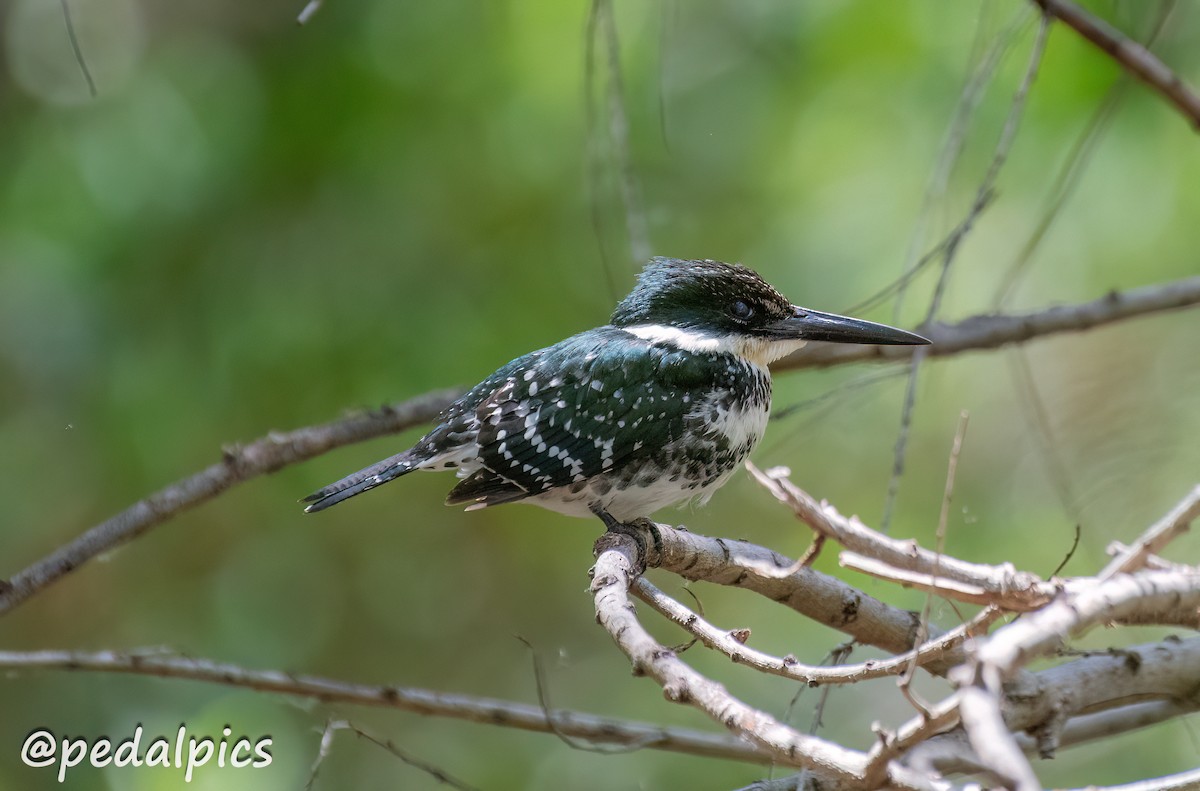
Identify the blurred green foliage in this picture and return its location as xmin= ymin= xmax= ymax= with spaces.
xmin=2 ymin=1 xmax=1199 ymax=789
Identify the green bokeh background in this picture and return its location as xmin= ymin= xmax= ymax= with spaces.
xmin=2 ymin=1 xmax=1198 ymax=789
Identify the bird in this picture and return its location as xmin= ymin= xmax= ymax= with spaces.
xmin=303 ymin=258 xmax=929 ymax=534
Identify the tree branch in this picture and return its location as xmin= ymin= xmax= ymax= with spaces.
xmin=590 ymin=532 xmax=945 ymax=791
xmin=0 ymin=648 xmax=771 ymax=765
xmin=775 ymin=276 xmax=1200 ymax=371
xmin=636 ymin=520 xmax=958 ymax=673
xmin=1099 ymin=484 xmax=1200 ymax=579
xmin=1032 ymin=0 xmax=1200 ymax=130
xmin=0 ymin=389 xmax=460 ymax=617
xmin=633 ymin=576 xmax=1001 ymax=686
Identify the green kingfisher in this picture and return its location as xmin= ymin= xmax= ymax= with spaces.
xmin=303 ymin=258 xmax=928 ymax=530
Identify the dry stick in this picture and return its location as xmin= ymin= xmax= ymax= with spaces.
xmin=1105 ymin=541 xmax=1195 ymax=573
xmin=747 ymin=463 xmax=1054 ymax=608
xmin=632 ymin=576 xmax=1001 ymax=686
xmin=600 ymin=0 xmax=650 ymax=266
xmin=1032 ymin=0 xmax=1200 ymax=130
xmin=306 ymin=719 xmax=341 ymax=791
xmin=993 ymin=0 xmax=1180 ymax=309
xmin=751 ymin=464 xmax=1200 ymax=628
xmin=899 ymin=411 xmax=970 ymax=716
xmin=880 ymin=7 xmax=1027 ymax=320
xmin=58 ymin=0 xmax=97 ymax=98
xmin=643 ymin=520 xmax=961 ymax=673
xmin=517 ymin=636 xmax=641 ymax=755
xmin=882 ymin=15 xmax=1050 ymax=534
xmin=583 ymin=0 xmax=622 ymax=300
xmin=312 ymin=720 xmax=480 ymax=791
xmin=957 ymin=683 xmax=1041 ymax=791
xmin=589 ymin=532 xmax=946 ymax=791
xmin=970 ymin=570 xmax=1200 ymax=678
xmin=949 ymin=571 xmax=1200 ymax=787
xmin=873 ymin=636 xmax=1200 ymax=780
xmin=776 ymin=275 xmax=1200 ymax=371
xmin=1099 ymin=484 xmax=1200 ymax=579
xmin=0 ymin=649 xmax=770 ymax=765
xmin=0 ymin=389 xmax=461 ymax=616
xmin=1007 ymin=349 xmax=1085 ymax=559
xmin=296 ymin=0 xmax=322 ymax=24
xmin=1063 ymin=767 xmax=1200 ymax=791
xmin=900 ymin=636 xmax=1200 ymax=775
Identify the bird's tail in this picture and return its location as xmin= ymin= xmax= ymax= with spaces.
xmin=302 ymin=451 xmax=417 ymax=513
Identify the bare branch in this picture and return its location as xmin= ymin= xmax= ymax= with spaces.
xmin=59 ymin=0 xmax=97 ymax=98
xmin=1062 ymin=767 xmax=1200 ymax=791
xmin=310 ymin=720 xmax=480 ymax=791
xmin=1099 ymin=484 xmax=1200 ymax=579
xmin=900 ymin=411 xmax=969 ymax=710
xmin=914 ymin=697 xmax=1200 ymax=776
xmin=0 ymin=648 xmax=771 ymax=765
xmin=1106 ymin=541 xmax=1194 ymax=573
xmin=0 ymin=389 xmax=460 ymax=616
xmin=632 ymin=576 xmax=1001 ymax=686
xmin=748 ymin=464 xmax=1055 ymax=609
xmin=590 ymin=532 xmax=945 ymax=791
xmin=1032 ymin=0 xmax=1200 ymax=130
xmin=638 ymin=519 xmax=961 ymax=672
xmin=776 ymin=275 xmax=1200 ymax=372
xmin=957 ymin=683 xmax=1040 ymax=791
xmin=971 ymin=570 xmax=1200 ymax=678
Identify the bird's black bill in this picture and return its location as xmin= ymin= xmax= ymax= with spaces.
xmin=769 ymin=306 xmax=930 ymax=346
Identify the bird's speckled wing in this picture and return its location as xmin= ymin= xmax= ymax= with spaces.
xmin=443 ymin=327 xmax=721 ymax=508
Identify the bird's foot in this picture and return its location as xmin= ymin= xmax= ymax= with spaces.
xmin=590 ymin=506 xmax=661 ymax=573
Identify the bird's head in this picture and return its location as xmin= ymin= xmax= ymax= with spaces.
xmin=610 ymin=258 xmax=929 ymax=366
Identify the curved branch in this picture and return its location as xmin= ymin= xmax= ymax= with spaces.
xmin=633 ymin=577 xmax=1002 ymax=685
xmin=1100 ymin=484 xmax=1200 ymax=579
xmin=640 ymin=520 xmax=958 ymax=672
xmin=590 ymin=532 xmax=944 ymax=791
xmin=0 ymin=389 xmax=461 ymax=617
xmin=1032 ymin=0 xmax=1200 ymax=130
xmin=0 ymin=648 xmax=768 ymax=764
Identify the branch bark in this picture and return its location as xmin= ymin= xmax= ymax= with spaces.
xmin=0 ymin=648 xmax=770 ymax=764
xmin=1032 ymin=0 xmax=1200 ymax=130
xmin=0 ymin=389 xmax=461 ymax=617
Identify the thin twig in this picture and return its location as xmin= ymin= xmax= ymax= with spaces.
xmin=992 ymin=0 xmax=1179 ymax=309
xmin=882 ymin=15 xmax=1051 ymax=534
xmin=59 ymin=0 xmax=97 ymax=98
xmin=600 ymin=0 xmax=650 ymax=265
xmin=633 ymin=577 xmax=1001 ymax=686
xmin=900 ymin=411 xmax=969 ymax=715
xmin=886 ymin=6 xmax=1028 ymax=320
xmin=1032 ymin=0 xmax=1200 ymax=130
xmin=642 ymin=518 xmax=964 ymax=671
xmin=297 ymin=0 xmax=322 ymax=24
xmin=1099 ymin=484 xmax=1200 ymax=580
xmin=305 ymin=719 xmax=341 ymax=791
xmin=1061 ymin=767 xmax=1200 ymax=791
xmin=517 ymin=636 xmax=646 ymax=754
xmin=333 ymin=724 xmax=482 ymax=791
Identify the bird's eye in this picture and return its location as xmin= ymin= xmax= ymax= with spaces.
xmin=730 ymin=300 xmax=754 ymax=321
